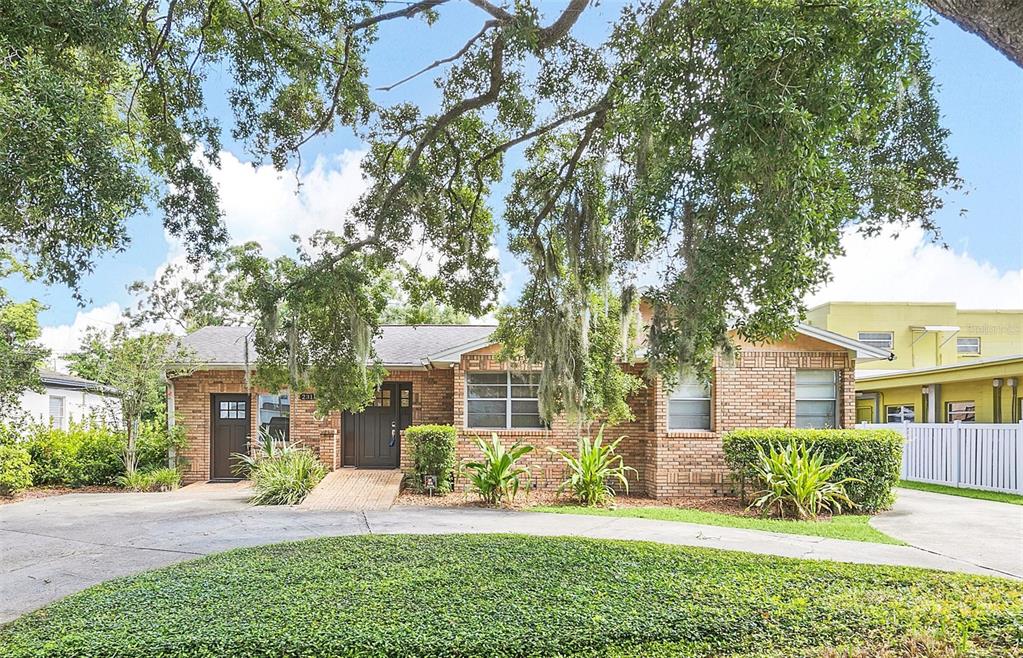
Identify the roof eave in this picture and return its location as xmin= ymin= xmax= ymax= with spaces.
xmin=795 ymin=323 xmax=894 ymax=362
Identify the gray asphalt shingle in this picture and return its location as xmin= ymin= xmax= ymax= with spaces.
xmin=176 ymin=324 xmax=495 ymax=367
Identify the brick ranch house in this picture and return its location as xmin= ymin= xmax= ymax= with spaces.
xmin=169 ymin=321 xmax=891 ymax=498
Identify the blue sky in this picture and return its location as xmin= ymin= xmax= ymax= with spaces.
xmin=9 ymin=7 xmax=1022 ymax=358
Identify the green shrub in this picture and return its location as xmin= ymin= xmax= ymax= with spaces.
xmin=723 ymin=428 xmax=903 ymax=512
xmin=549 ymin=424 xmax=635 ymax=506
xmin=118 ymin=467 xmax=181 ymax=492
xmin=26 ymin=423 xmax=124 ymax=486
xmin=136 ymin=416 xmax=188 ymax=471
xmin=405 ymin=424 xmax=457 ymax=494
xmin=748 ymin=442 xmax=859 ymax=519
xmin=0 ymin=443 xmax=33 ymax=496
xmin=461 ymin=434 xmax=533 ymax=506
xmin=236 ymin=436 xmax=326 ymax=505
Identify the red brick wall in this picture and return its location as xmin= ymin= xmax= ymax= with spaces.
xmin=172 ymin=338 xmax=856 ymax=497
xmin=169 ymin=370 xmax=339 ymax=483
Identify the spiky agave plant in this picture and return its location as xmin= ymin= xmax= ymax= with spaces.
xmin=461 ymin=434 xmax=534 ymax=506
xmin=749 ymin=441 xmax=861 ymax=520
xmin=550 ymin=425 xmax=635 ymax=506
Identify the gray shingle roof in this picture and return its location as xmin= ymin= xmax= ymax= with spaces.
xmin=39 ymin=369 xmax=118 ymax=395
xmin=176 ymin=324 xmax=496 ymax=367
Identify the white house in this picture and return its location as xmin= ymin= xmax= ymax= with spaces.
xmin=21 ymin=370 xmax=119 ymax=428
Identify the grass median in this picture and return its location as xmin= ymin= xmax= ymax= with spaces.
xmin=3 ymin=534 xmax=1020 ymax=657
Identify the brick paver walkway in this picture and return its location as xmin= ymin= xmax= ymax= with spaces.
xmin=300 ymin=469 xmax=403 ymax=511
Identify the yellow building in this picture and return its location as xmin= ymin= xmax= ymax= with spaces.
xmin=805 ymin=302 xmax=1023 ymax=424
xmin=805 ymin=302 xmax=1023 ymax=372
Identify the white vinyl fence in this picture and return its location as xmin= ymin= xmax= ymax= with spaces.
xmin=857 ymin=422 xmax=1023 ymax=494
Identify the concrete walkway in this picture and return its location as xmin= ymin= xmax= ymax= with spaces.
xmin=871 ymin=487 xmax=1023 ymax=579
xmin=1 ymin=486 xmax=1017 ymax=623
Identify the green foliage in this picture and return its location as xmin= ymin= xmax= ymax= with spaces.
xmin=235 ymin=434 xmax=326 ymax=505
xmin=1 ymin=535 xmax=1019 ymax=657
xmin=550 ymin=425 xmax=636 ymax=506
xmin=2 ymin=0 xmax=960 ymax=426
xmin=67 ymin=324 xmax=193 ymax=475
xmin=126 ymin=249 xmax=255 ymax=333
xmin=404 ymin=424 xmax=457 ymax=494
xmin=747 ymin=442 xmax=860 ymax=520
xmin=723 ymin=429 xmax=904 ymax=512
xmin=26 ymin=423 xmax=124 ymax=487
xmin=461 ymin=434 xmax=534 ymax=506
xmin=136 ymin=414 xmax=188 ymax=472
xmin=0 ymin=442 xmax=32 ymax=496
xmin=118 ymin=467 xmax=180 ymax=492
xmin=495 ymin=292 xmax=643 ymax=424
xmin=0 ymin=271 xmax=48 ymax=420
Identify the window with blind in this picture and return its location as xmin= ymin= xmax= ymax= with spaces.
xmin=795 ymin=370 xmax=837 ymax=428
xmin=956 ymin=337 xmax=981 ymax=355
xmin=857 ymin=331 xmax=894 ymax=351
xmin=48 ymin=395 xmax=65 ymax=429
xmin=668 ymin=375 xmax=711 ymax=430
xmin=466 ymin=371 xmax=544 ymax=429
xmin=946 ymin=400 xmax=976 ymax=423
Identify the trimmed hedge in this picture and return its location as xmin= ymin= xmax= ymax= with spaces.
xmin=26 ymin=423 xmax=124 ymax=486
xmin=723 ymin=428 xmax=903 ymax=512
xmin=1 ymin=535 xmax=1019 ymax=657
xmin=405 ymin=424 xmax=457 ymax=494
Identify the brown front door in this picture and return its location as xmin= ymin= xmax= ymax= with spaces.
xmin=342 ymin=382 xmax=412 ymax=468
xmin=211 ymin=394 xmax=250 ymax=480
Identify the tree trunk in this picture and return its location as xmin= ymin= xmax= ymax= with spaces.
xmin=925 ymin=0 xmax=1023 ymax=68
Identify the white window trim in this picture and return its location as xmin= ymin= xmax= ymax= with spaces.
xmin=956 ymin=337 xmax=981 ymax=355
xmin=465 ymin=371 xmax=544 ymax=430
xmin=48 ymin=395 xmax=66 ymax=429
xmin=885 ymin=404 xmax=915 ymax=423
xmin=857 ymin=331 xmax=894 ymax=351
xmin=945 ymin=400 xmax=976 ymax=423
xmin=794 ymin=370 xmax=839 ymax=429
xmin=667 ymin=379 xmax=713 ymax=431
xmin=257 ymin=392 xmax=291 ymax=439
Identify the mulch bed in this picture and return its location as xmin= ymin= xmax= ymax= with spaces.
xmin=397 ymin=488 xmax=758 ymax=516
xmin=0 ymin=486 xmax=122 ymax=506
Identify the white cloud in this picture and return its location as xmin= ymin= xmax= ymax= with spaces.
xmin=806 ymin=226 xmax=1023 ymax=309
xmin=205 ymin=149 xmax=369 ymax=255
xmin=38 ymin=302 xmax=123 ymax=371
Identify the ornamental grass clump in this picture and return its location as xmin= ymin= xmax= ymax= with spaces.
xmin=461 ymin=434 xmax=533 ymax=506
xmin=233 ymin=430 xmax=325 ymax=505
xmin=550 ymin=425 xmax=635 ymax=506
xmin=749 ymin=441 xmax=860 ymax=520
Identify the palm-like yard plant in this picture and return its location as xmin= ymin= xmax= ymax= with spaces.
xmin=749 ymin=441 xmax=861 ymax=520
xmin=461 ymin=434 xmax=534 ymax=506
xmin=232 ymin=429 xmax=326 ymax=505
xmin=550 ymin=425 xmax=635 ymax=506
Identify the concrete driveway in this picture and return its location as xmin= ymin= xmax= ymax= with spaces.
xmin=871 ymin=487 xmax=1023 ymax=579
xmin=2 ymin=485 xmax=1018 ymax=623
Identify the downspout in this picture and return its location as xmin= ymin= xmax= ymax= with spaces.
xmin=165 ymin=374 xmax=176 ymax=470
xmin=992 ymin=378 xmax=1003 ymax=424
xmin=1009 ymin=378 xmax=1019 ymax=423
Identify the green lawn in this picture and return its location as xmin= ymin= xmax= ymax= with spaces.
xmin=899 ymin=480 xmax=1023 ymax=506
xmin=3 ymin=535 xmax=1020 ymax=658
xmin=531 ymin=504 xmax=903 ymax=544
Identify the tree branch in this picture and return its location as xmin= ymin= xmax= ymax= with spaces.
xmin=377 ymin=20 xmax=498 ymax=92
xmin=537 ymin=0 xmax=590 ymax=49
xmin=380 ymin=34 xmax=506 ymax=214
